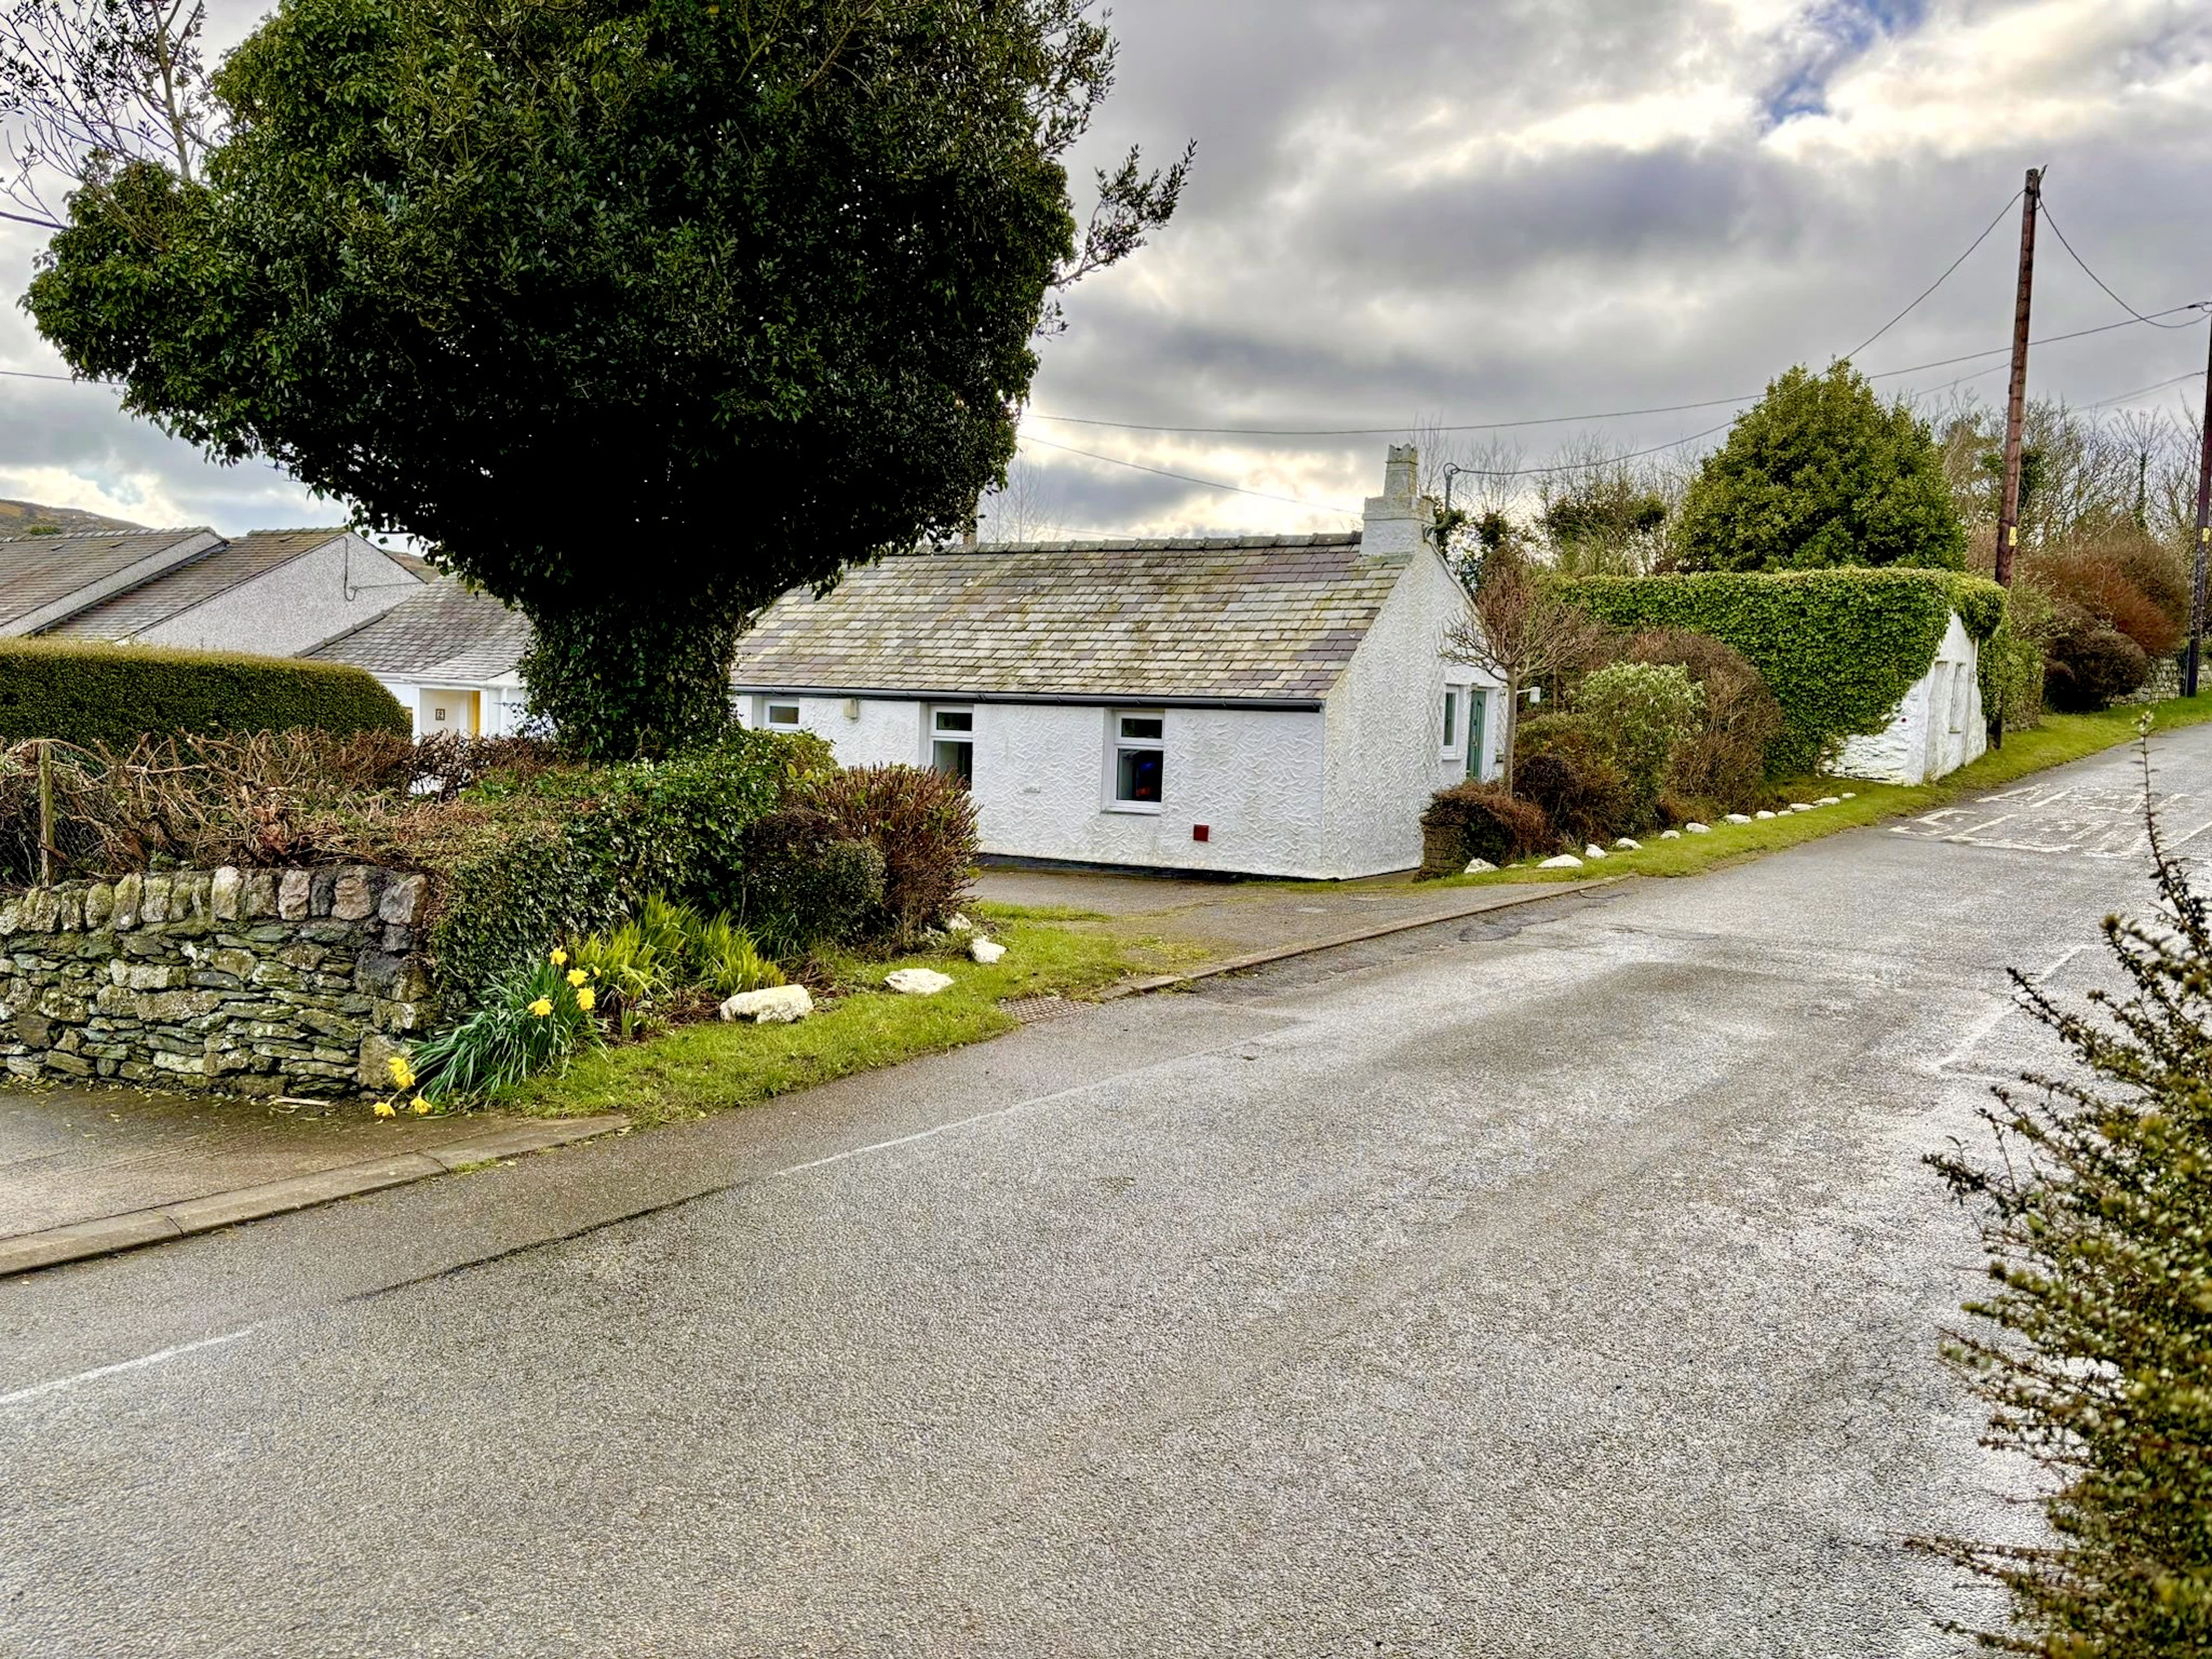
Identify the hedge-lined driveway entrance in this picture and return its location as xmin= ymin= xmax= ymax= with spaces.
xmin=9 ymin=728 xmax=2207 ymax=1654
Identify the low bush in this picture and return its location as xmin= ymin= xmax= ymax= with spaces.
xmin=736 ymin=805 xmax=889 ymax=956
xmin=2044 ymin=601 xmax=2150 ymax=713
xmin=1513 ymin=714 xmax=1630 ymax=849
xmin=0 ymin=638 xmax=408 ymax=747
xmin=801 ymin=766 xmax=978 ymax=946
xmin=1419 ymin=783 xmax=1552 ymax=876
xmin=1622 ymin=629 xmax=1783 ymax=809
xmin=1573 ymin=661 xmax=1704 ymax=828
xmin=403 ymin=950 xmax=602 ymax=1103
xmin=1926 ymin=774 xmax=2212 ymax=1652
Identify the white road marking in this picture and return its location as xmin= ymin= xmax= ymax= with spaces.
xmin=1936 ymin=944 xmax=2088 ymax=1074
xmin=0 ymin=1328 xmax=254 ymax=1410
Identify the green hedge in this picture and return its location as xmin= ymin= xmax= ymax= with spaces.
xmin=1558 ymin=569 xmax=2007 ymax=772
xmin=0 ymin=639 xmax=408 ymax=745
xmin=418 ymin=730 xmax=834 ymax=1007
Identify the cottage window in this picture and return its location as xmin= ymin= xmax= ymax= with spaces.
xmin=1110 ymin=711 xmax=1165 ymax=809
xmin=763 ymin=701 xmax=801 ymax=729
xmin=1442 ymin=689 xmax=1458 ymax=753
xmin=930 ymin=706 xmax=975 ymax=786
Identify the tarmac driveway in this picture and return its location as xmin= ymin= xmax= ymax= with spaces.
xmin=5 ymin=727 xmax=2203 ymax=1656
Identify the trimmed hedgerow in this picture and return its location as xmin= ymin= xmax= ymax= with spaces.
xmin=737 ymin=804 xmax=888 ymax=956
xmin=1558 ymin=569 xmax=2008 ymax=772
xmin=0 ymin=638 xmax=407 ymax=745
xmin=1419 ymin=783 xmax=1551 ymax=877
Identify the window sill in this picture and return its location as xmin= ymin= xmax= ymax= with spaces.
xmin=1101 ymin=802 xmax=1164 ymax=816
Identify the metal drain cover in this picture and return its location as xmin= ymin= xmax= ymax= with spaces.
xmin=999 ymin=994 xmax=1081 ymax=1023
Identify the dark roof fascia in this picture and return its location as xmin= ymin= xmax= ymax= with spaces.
xmin=7 ymin=528 xmax=222 ymax=636
xmin=728 ymin=685 xmax=1325 ymax=713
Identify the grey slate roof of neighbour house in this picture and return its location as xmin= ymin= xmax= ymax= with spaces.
xmin=45 ymin=529 xmax=363 ymax=640
xmin=0 ymin=527 xmax=219 ymax=635
xmin=730 ymin=532 xmax=1401 ymax=706
xmin=306 ymin=578 xmax=532 ymax=684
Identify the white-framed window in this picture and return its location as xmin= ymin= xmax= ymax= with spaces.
xmin=760 ymin=699 xmax=801 ymax=729
xmin=1441 ymin=688 xmax=1459 ymax=756
xmin=929 ymin=706 xmax=975 ymax=786
xmin=1108 ymin=710 xmax=1165 ymax=810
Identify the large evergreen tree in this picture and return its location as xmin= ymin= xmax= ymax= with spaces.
xmin=1675 ymin=362 xmax=1965 ymax=573
xmin=19 ymin=0 xmax=1186 ymax=755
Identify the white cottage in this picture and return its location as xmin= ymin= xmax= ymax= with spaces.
xmin=1834 ymin=609 xmax=1987 ymax=785
xmin=730 ymin=448 xmax=1499 ymax=878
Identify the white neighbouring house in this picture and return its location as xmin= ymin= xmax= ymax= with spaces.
xmin=306 ymin=578 xmax=536 ymax=738
xmin=729 ymin=447 xmax=1501 ymax=879
xmin=1834 ymin=609 xmax=1987 ymax=785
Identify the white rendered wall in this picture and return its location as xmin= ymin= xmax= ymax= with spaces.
xmin=751 ymin=693 xmax=1330 ymax=876
xmin=1832 ymin=612 xmax=1986 ymax=785
xmin=1321 ymin=547 xmax=1497 ymax=878
xmin=377 ymin=679 xmax=530 ymax=738
xmin=138 ymin=537 xmax=423 ymax=657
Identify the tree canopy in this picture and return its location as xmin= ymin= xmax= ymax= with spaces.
xmin=21 ymin=0 xmax=1187 ymax=755
xmin=1674 ymin=362 xmax=1965 ymax=574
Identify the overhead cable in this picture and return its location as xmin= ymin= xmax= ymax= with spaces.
xmin=2038 ymin=195 xmax=2206 ymax=329
xmin=1840 ymin=187 xmax=2024 ymax=361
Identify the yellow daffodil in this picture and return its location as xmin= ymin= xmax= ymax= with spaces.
xmin=412 ymin=1096 xmax=433 ymax=1115
xmin=387 ymin=1055 xmax=415 ymax=1089
xmin=528 ymin=997 xmax=554 ymax=1018
xmin=549 ymin=948 xmax=569 ymax=967
xmin=373 ymin=1100 xmax=396 ymax=1119
xmin=566 ymin=968 xmax=588 ymax=987
xmin=575 ymin=986 xmax=596 ymax=1012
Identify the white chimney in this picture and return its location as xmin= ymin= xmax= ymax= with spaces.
xmin=1360 ymin=442 xmax=1431 ymax=563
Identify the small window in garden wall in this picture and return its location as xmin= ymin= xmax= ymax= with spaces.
xmin=930 ymin=706 xmax=974 ymax=786
xmin=1109 ymin=711 xmax=1165 ymax=810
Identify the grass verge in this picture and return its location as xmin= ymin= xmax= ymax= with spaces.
xmin=503 ymin=916 xmax=1147 ymax=1127
xmin=1434 ymin=692 xmax=2212 ymax=888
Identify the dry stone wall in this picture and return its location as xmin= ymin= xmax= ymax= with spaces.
xmin=0 ymin=865 xmax=434 ymax=1096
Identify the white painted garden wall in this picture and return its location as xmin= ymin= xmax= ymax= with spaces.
xmin=1832 ymin=611 xmax=1986 ymax=785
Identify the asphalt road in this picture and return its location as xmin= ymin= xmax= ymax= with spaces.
xmin=6 ymin=726 xmax=2202 ymax=1658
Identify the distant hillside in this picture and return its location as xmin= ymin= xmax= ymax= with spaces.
xmin=0 ymin=498 xmax=146 ymax=537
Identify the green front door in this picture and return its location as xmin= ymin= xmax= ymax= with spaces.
xmin=1465 ymin=689 xmax=1487 ymax=779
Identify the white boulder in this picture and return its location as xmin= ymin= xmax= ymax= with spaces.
xmin=886 ymin=967 xmax=956 ymax=996
xmin=969 ymin=937 xmax=1006 ymax=964
xmin=1614 ymin=837 xmax=1642 ymax=851
xmin=1658 ymin=830 xmax=1681 ymax=840
xmin=1684 ymin=822 xmax=1712 ymax=835
xmin=1584 ymin=844 xmax=1609 ymax=859
xmin=719 ymin=984 xmax=814 ymax=1024
xmin=942 ymin=913 xmax=976 ymax=937
xmin=1539 ymin=854 xmax=1584 ymax=869
xmin=1789 ymin=802 xmax=1815 ymax=812
xmin=1462 ymin=858 xmax=1498 ymax=874
xmin=1816 ymin=796 xmax=1842 ymax=806
xmin=1724 ymin=813 xmax=1753 ymax=824
xmin=1840 ymin=791 xmax=1858 ymax=799
xmin=1755 ymin=810 xmax=1778 ymax=820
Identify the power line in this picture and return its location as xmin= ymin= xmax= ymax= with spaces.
xmin=1446 ymin=419 xmax=1742 ymax=478
xmin=1025 ymin=306 xmax=2205 ymax=438
xmin=2038 ymin=194 xmax=2205 ymax=329
xmin=2076 ymin=370 xmax=2207 ymax=412
xmin=1841 ymin=187 xmax=2024 ymax=361
xmin=1015 ymin=432 xmax=1359 ymax=514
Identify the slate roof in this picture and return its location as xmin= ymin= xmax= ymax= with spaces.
xmin=731 ymin=532 xmax=1401 ymax=704
xmin=0 ymin=527 xmax=214 ymax=633
xmin=307 ymin=579 xmax=532 ymax=684
xmin=46 ymin=529 xmax=358 ymax=640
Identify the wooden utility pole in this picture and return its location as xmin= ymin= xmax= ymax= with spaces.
xmin=2188 ymin=316 xmax=2212 ymax=697
xmin=1994 ymin=168 xmax=2042 ymax=588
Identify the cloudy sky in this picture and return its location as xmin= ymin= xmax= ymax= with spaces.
xmin=1 ymin=0 xmax=2207 ymax=539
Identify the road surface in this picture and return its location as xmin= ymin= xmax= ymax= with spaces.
xmin=5 ymin=727 xmax=2200 ymax=1657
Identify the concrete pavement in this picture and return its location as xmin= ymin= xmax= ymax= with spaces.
xmin=5 ymin=726 xmax=2199 ymax=1655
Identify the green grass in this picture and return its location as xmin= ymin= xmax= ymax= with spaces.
xmin=1434 ymin=691 xmax=2212 ymax=888
xmin=502 ymin=917 xmax=1142 ymax=1126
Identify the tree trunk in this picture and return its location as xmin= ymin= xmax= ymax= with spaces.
xmin=517 ymin=594 xmax=745 ymax=759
